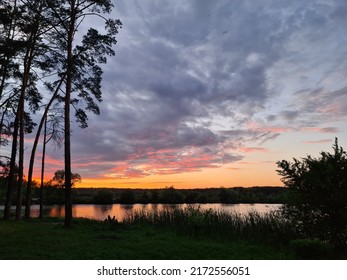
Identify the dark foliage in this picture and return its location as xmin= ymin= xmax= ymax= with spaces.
xmin=277 ymin=138 xmax=347 ymax=248
xmin=94 ymin=189 xmax=114 ymax=204
xmin=119 ymin=189 xmax=136 ymax=204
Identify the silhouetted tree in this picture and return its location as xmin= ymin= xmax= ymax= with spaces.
xmin=1 ymin=0 xmax=121 ymax=224
xmin=25 ymin=80 xmax=65 ymax=219
xmin=218 ymin=187 xmax=236 ymax=203
xmin=120 ymin=189 xmax=135 ymax=204
xmin=3 ymin=1 xmax=44 ymax=220
xmin=39 ymin=115 xmax=48 ymax=219
xmin=51 ymin=170 xmax=81 ymax=188
xmin=36 ymin=113 xmax=63 ymax=218
xmin=44 ymin=0 xmax=121 ymax=227
xmin=94 ymin=189 xmax=113 ymax=204
xmin=139 ymin=191 xmax=150 ymax=203
xmin=277 ymin=138 xmax=347 ymax=248
xmin=0 ymin=1 xmax=22 ymax=151
xmin=160 ymin=186 xmax=184 ymax=204
xmin=150 ymin=190 xmax=159 ymax=203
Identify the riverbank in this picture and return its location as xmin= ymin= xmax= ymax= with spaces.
xmin=1 ymin=214 xmax=346 ymax=260
xmin=0 ymin=218 xmax=294 ymax=260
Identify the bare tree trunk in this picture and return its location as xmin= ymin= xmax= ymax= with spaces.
xmin=3 ymin=108 xmax=19 ymax=220
xmin=4 ymin=51 xmax=30 ymax=220
xmin=64 ymin=77 xmax=72 ymax=227
xmin=25 ymin=76 xmax=65 ymax=219
xmin=39 ymin=116 xmax=47 ymax=219
xmin=15 ymin=95 xmax=24 ymax=220
xmin=2 ymin=0 xmax=19 ymax=220
xmin=14 ymin=28 xmax=39 ymax=220
xmin=64 ymin=0 xmax=76 ymax=228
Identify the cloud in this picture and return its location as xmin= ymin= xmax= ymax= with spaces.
xmin=303 ymin=139 xmax=333 ymax=145
xmin=238 ymin=147 xmax=269 ymax=153
xmin=37 ymin=0 xmax=347 ymax=181
xmin=102 ymin=146 xmax=243 ymax=179
xmin=302 ymin=127 xmax=340 ymax=133
xmin=320 ymin=127 xmax=340 ymax=133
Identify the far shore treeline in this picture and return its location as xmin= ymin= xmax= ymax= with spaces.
xmin=0 ymin=184 xmax=287 ymax=205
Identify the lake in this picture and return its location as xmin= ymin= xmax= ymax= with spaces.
xmin=7 ymin=203 xmax=282 ymax=221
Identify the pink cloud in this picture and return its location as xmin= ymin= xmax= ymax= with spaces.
xmin=245 ymin=121 xmax=291 ymax=133
xmin=303 ymin=139 xmax=333 ymax=144
xmin=318 ymin=104 xmax=340 ymax=114
xmin=103 ymin=146 xmax=242 ymax=179
xmin=245 ymin=120 xmax=339 ymax=136
xmin=31 ymin=154 xmax=64 ymax=179
xmin=301 ymin=127 xmax=339 ymax=133
xmin=238 ymin=147 xmax=268 ymax=153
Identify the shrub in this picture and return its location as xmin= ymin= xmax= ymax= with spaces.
xmin=277 ymin=138 xmax=347 ymax=248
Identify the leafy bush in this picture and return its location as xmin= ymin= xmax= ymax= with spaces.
xmin=277 ymin=138 xmax=347 ymax=248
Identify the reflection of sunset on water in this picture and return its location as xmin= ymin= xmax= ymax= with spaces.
xmin=18 ymin=204 xmax=281 ymax=221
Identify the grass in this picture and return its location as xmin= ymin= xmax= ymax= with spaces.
xmin=0 ymin=217 xmax=294 ymax=260
xmin=0 ymin=206 xmax=345 ymax=260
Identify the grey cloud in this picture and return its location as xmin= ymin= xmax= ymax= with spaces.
xmin=61 ymin=0 xmax=347 ymax=179
xmin=281 ymin=110 xmax=300 ymax=121
xmin=266 ymin=115 xmax=277 ymax=122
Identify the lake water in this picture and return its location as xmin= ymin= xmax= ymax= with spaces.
xmin=3 ymin=203 xmax=282 ymax=221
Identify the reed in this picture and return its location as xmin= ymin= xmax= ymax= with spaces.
xmin=122 ymin=205 xmax=296 ymax=244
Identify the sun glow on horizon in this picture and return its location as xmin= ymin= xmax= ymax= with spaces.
xmin=71 ymin=162 xmax=283 ymax=189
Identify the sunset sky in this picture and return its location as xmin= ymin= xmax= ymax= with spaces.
xmin=23 ymin=0 xmax=347 ymax=188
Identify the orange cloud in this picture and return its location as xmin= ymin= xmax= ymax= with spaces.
xmin=238 ymin=147 xmax=268 ymax=153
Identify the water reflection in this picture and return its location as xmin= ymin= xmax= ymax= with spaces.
xmin=93 ymin=204 xmax=112 ymax=218
xmin=49 ymin=205 xmax=65 ymax=217
xmin=0 ymin=203 xmax=282 ymax=221
xmin=120 ymin=204 xmax=134 ymax=210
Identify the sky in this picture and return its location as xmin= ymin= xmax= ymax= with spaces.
xmin=27 ymin=0 xmax=347 ymax=188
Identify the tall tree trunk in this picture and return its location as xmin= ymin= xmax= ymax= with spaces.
xmin=25 ymin=75 xmax=65 ymax=219
xmin=15 ymin=94 xmax=24 ymax=220
xmin=64 ymin=77 xmax=72 ymax=227
xmin=0 ymin=0 xmax=18 ymax=184
xmin=64 ymin=0 xmax=77 ymax=228
xmin=14 ymin=29 xmax=39 ymax=220
xmin=4 ymin=42 xmax=31 ymax=220
xmin=39 ymin=116 xmax=47 ymax=219
xmin=3 ymin=103 xmax=20 ymax=220
xmin=22 ymin=0 xmax=46 ymax=218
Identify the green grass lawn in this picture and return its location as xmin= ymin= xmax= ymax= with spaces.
xmin=0 ymin=218 xmax=294 ymax=260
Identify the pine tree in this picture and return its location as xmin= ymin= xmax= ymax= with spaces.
xmin=44 ymin=0 xmax=121 ymax=227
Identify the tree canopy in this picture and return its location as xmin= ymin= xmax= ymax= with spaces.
xmin=51 ymin=170 xmax=82 ymax=188
xmin=1 ymin=0 xmax=121 ymax=224
xmin=277 ymin=138 xmax=347 ymax=248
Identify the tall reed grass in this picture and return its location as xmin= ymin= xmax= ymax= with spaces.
xmin=122 ymin=205 xmax=296 ymax=244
